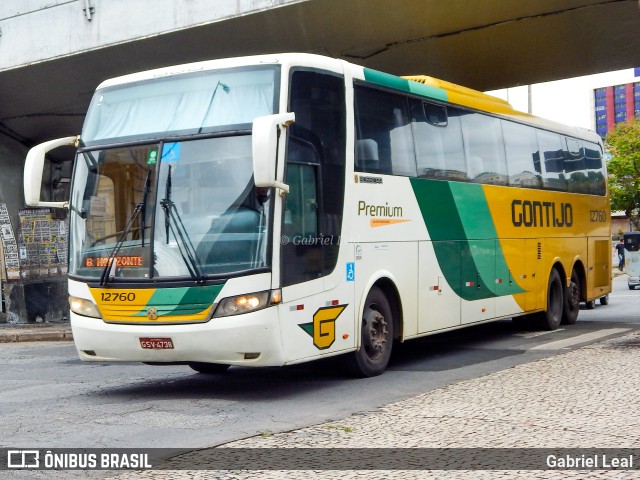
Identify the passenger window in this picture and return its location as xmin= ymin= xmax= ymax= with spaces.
xmin=354 ymin=86 xmax=417 ymax=176
xmin=565 ymin=138 xmax=589 ymax=193
xmin=502 ymin=120 xmax=542 ymax=188
xmin=583 ymin=141 xmax=606 ymax=196
xmin=412 ymin=101 xmax=467 ymax=181
xmin=460 ymin=112 xmax=508 ymax=185
xmin=537 ymin=130 xmax=567 ymax=191
xmin=425 ymin=102 xmax=448 ymax=126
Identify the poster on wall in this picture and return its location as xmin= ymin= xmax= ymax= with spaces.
xmin=0 ymin=203 xmax=20 ymax=279
xmin=18 ymin=208 xmax=68 ymax=278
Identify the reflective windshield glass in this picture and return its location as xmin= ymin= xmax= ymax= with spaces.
xmin=69 ymin=136 xmax=271 ymax=280
xmin=82 ymin=66 xmax=278 ymax=144
xmin=69 ymin=145 xmax=157 ymax=279
xmin=153 ymin=136 xmax=270 ymax=277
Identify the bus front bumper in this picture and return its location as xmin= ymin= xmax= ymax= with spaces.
xmin=70 ymin=307 xmax=284 ymax=366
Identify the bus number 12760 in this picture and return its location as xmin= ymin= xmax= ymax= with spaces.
xmin=100 ymin=292 xmax=136 ymax=302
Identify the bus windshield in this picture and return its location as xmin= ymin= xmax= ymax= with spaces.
xmin=82 ymin=66 xmax=279 ymax=144
xmin=68 ymin=64 xmax=279 ymax=281
xmin=69 ymin=136 xmax=271 ymax=280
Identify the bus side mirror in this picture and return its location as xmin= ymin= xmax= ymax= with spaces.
xmin=24 ymin=136 xmax=78 ymax=208
xmin=252 ymin=113 xmax=295 ymax=193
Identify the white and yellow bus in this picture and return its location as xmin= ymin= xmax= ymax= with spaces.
xmin=24 ymin=53 xmax=611 ymax=377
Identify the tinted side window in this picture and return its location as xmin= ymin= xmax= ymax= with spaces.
xmin=460 ymin=112 xmax=508 ymax=185
xmin=354 ymin=86 xmax=417 ymax=176
xmin=502 ymin=120 xmax=542 ymax=188
xmin=412 ymin=100 xmax=468 ymax=181
xmin=565 ymin=138 xmax=589 ymax=193
xmin=537 ymin=130 xmax=566 ymax=191
xmin=583 ymin=141 xmax=606 ymax=196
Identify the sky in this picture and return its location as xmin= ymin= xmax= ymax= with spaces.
xmin=485 ymin=68 xmax=639 ymax=131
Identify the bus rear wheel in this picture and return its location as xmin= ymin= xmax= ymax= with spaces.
xmin=536 ymin=268 xmax=563 ymax=330
xmin=561 ymin=270 xmax=580 ymax=325
xmin=188 ymin=362 xmax=230 ymax=374
xmin=343 ymin=287 xmax=394 ymax=378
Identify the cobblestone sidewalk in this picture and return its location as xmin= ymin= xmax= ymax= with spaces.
xmin=105 ymin=332 xmax=640 ymax=479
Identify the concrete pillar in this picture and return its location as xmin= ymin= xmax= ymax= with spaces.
xmin=0 ymin=132 xmax=69 ymax=324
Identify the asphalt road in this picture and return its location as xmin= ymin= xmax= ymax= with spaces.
xmin=1 ymin=275 xmax=637 ymax=456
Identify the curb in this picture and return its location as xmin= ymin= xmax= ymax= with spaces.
xmin=0 ymin=325 xmax=73 ymax=343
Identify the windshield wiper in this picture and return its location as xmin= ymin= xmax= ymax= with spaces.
xmin=139 ymin=166 xmax=151 ymax=246
xmin=99 ymin=168 xmax=151 ymax=286
xmin=160 ymin=165 xmax=206 ymax=284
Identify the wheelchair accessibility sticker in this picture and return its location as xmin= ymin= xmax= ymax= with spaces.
xmin=346 ymin=262 xmax=355 ymax=282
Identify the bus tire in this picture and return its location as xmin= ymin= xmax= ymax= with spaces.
xmin=188 ymin=362 xmax=230 ymax=374
xmin=561 ymin=270 xmax=580 ymax=325
xmin=536 ymin=268 xmax=563 ymax=331
xmin=600 ymin=295 xmax=609 ymax=305
xmin=343 ymin=286 xmax=394 ymax=378
xmin=585 ymin=300 xmax=596 ymax=309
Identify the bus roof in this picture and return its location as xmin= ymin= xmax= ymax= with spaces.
xmin=94 ymin=53 xmax=601 ymax=145
xmin=359 ymin=66 xmax=600 ymax=143
xmin=403 ymin=75 xmax=514 ymax=114
xmin=399 ymin=73 xmax=601 ymax=144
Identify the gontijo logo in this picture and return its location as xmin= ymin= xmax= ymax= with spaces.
xmin=357 ymin=200 xmax=410 ymax=228
xmin=511 ymin=199 xmax=573 ymax=228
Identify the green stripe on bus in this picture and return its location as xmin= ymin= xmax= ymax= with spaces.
xmin=409 ymin=178 xmax=490 ymax=300
xmin=410 ymin=179 xmax=524 ymax=300
xmin=363 ymin=68 xmax=448 ymax=102
xmin=450 ymin=183 xmax=525 ymax=296
xmin=133 ymin=284 xmax=224 ymax=317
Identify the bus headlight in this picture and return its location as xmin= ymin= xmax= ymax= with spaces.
xmin=69 ymin=296 xmax=101 ymax=318
xmin=214 ymin=289 xmax=281 ymax=318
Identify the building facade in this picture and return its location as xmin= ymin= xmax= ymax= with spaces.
xmin=594 ymin=74 xmax=640 ymax=138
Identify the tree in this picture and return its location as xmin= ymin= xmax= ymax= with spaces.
xmin=606 ymin=119 xmax=640 ymax=231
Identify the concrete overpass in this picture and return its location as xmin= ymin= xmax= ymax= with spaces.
xmin=1 ymin=0 xmax=639 ymax=149
xmin=0 ymin=0 xmax=638 ymax=323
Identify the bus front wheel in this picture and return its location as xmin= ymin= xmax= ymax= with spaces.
xmin=343 ymin=287 xmax=394 ymax=378
xmin=536 ymin=269 xmax=563 ymax=331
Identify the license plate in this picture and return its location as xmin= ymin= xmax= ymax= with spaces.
xmin=139 ymin=337 xmax=174 ymax=349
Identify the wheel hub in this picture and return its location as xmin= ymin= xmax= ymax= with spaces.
xmin=363 ymin=306 xmax=388 ymax=354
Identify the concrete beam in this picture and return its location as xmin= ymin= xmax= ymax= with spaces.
xmin=0 ymin=0 xmax=305 ymax=72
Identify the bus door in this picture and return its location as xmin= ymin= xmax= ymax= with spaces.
xmin=276 ymin=68 xmax=350 ymax=363
xmin=418 ymin=241 xmax=461 ymax=332
xmin=588 ymin=238 xmax=612 ymax=299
